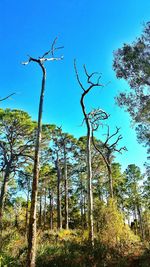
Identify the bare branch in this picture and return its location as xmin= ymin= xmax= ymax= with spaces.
xmin=40 ymin=56 xmax=64 ymax=62
xmin=114 ymin=146 xmax=128 ymax=154
xmin=22 ymin=38 xmax=64 ymax=66
xmin=83 ymin=64 xmax=103 ymax=87
xmin=21 ymin=56 xmax=32 ymax=66
xmin=91 ymin=130 xmax=109 ymax=167
xmin=41 ymin=37 xmax=64 ymax=58
xmin=109 ymin=134 xmax=123 ymax=149
xmin=104 ymin=126 xmax=120 ymax=145
xmin=0 ymin=93 xmax=15 ymax=102
xmin=74 ymin=59 xmax=85 ymax=91
xmin=88 ymin=108 xmax=109 ymax=131
xmin=83 ymin=65 xmax=98 ymax=84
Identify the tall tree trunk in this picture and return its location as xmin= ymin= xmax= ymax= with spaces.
xmin=80 ymin=91 xmax=94 ymax=244
xmin=39 ymin=194 xmax=42 ymax=228
xmin=0 ymin=167 xmax=10 ymax=230
xmin=86 ymin=124 xmax=94 ymax=244
xmin=0 ymin=167 xmax=10 ymax=250
xmin=43 ymin=187 xmax=47 ymax=229
xmin=25 ymin=189 xmax=30 ymax=235
xmin=107 ymin=162 xmax=113 ymax=198
xmin=27 ymin=64 xmax=46 ymax=267
xmin=55 ymin=157 xmax=62 ymax=230
xmin=49 ymin=189 xmax=53 ymax=230
xmin=64 ymin=144 xmax=69 ymax=229
xmin=83 ymin=191 xmax=87 ymax=229
xmin=80 ymin=179 xmax=84 ymax=229
xmin=137 ymin=204 xmax=144 ymax=240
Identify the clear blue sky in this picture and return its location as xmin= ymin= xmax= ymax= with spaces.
xmin=0 ymin=0 xmax=149 ymax=172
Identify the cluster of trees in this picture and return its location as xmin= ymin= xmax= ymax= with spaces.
xmin=0 ymin=22 xmax=150 ymax=267
xmin=0 ymin=108 xmax=149 ymax=244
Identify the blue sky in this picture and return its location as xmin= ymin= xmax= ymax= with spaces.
xmin=0 ymin=0 xmax=149 ymax=171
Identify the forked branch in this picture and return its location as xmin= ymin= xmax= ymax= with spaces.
xmin=74 ymin=59 xmax=103 ymax=93
xmin=22 ymin=37 xmax=64 ymax=66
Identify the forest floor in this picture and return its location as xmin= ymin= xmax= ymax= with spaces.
xmin=0 ymin=228 xmax=150 ymax=267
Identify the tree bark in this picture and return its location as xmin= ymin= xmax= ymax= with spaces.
xmin=39 ymin=194 xmax=42 ymax=228
xmin=64 ymin=144 xmax=69 ymax=229
xmin=80 ymin=179 xmax=84 ymax=229
xmin=55 ymin=156 xmax=62 ymax=230
xmin=83 ymin=192 xmax=87 ymax=229
xmin=107 ymin=162 xmax=114 ymax=198
xmin=43 ymin=187 xmax=47 ymax=229
xmin=27 ymin=64 xmax=46 ymax=267
xmin=74 ymin=61 xmax=103 ymax=244
xmin=25 ymin=189 xmax=30 ymax=235
xmin=86 ymin=124 xmax=94 ymax=243
xmin=49 ymin=189 xmax=53 ymax=230
xmin=137 ymin=204 xmax=144 ymax=240
xmin=0 ymin=166 xmax=10 ymax=230
xmin=81 ymin=93 xmax=94 ymax=244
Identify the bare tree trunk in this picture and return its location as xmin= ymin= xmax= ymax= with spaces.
xmin=64 ymin=144 xmax=69 ymax=229
xmin=86 ymin=125 xmax=94 ymax=244
xmin=74 ymin=61 xmax=104 ymax=244
xmin=22 ymin=41 xmax=63 ymax=266
xmin=107 ymin=163 xmax=113 ymax=198
xmin=81 ymin=91 xmax=94 ymax=243
xmin=39 ymin=194 xmax=42 ymax=228
xmin=137 ymin=205 xmax=144 ymax=240
xmin=83 ymin=192 xmax=87 ymax=229
xmin=27 ymin=64 xmax=46 ymax=267
xmin=0 ymin=167 xmax=10 ymax=229
xmin=43 ymin=187 xmax=47 ymax=229
xmin=49 ymin=189 xmax=53 ymax=230
xmin=25 ymin=189 xmax=30 ymax=235
xmin=80 ymin=179 xmax=84 ymax=229
xmin=56 ymin=157 xmax=62 ymax=230
xmin=0 ymin=168 xmax=10 ymax=251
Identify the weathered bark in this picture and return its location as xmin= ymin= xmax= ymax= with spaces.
xmin=43 ymin=187 xmax=47 ymax=229
xmin=92 ymin=135 xmax=114 ymax=198
xmin=74 ymin=61 xmax=105 ymax=244
xmin=86 ymin=123 xmax=94 ymax=243
xmin=39 ymin=194 xmax=42 ymax=228
xmin=83 ymin=192 xmax=87 ymax=229
xmin=0 ymin=167 xmax=10 ymax=229
xmin=27 ymin=63 xmax=46 ymax=267
xmin=80 ymin=179 xmax=84 ymax=229
xmin=25 ymin=189 xmax=30 ymax=235
xmin=107 ymin=161 xmax=114 ymax=198
xmin=49 ymin=189 xmax=53 ymax=230
xmin=81 ymin=92 xmax=94 ymax=244
xmin=64 ymin=144 xmax=69 ymax=229
xmin=137 ymin=204 xmax=144 ymax=240
xmin=55 ymin=157 xmax=62 ymax=230
xmin=23 ymin=41 xmax=63 ymax=266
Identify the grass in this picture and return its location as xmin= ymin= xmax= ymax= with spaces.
xmin=0 ymin=228 xmax=149 ymax=267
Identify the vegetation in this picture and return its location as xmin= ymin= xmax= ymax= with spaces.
xmin=0 ymin=23 xmax=150 ymax=267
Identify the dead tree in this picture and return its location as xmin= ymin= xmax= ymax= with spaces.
xmin=74 ymin=60 xmax=108 ymax=244
xmin=92 ymin=125 xmax=127 ymax=198
xmin=22 ymin=38 xmax=63 ymax=267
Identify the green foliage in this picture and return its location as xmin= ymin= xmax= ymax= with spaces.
xmin=113 ymin=22 xmax=150 ymax=156
xmin=0 ymin=227 xmax=148 ymax=267
xmin=0 ymin=108 xmax=148 ymax=266
xmin=96 ymin=199 xmax=140 ymax=247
